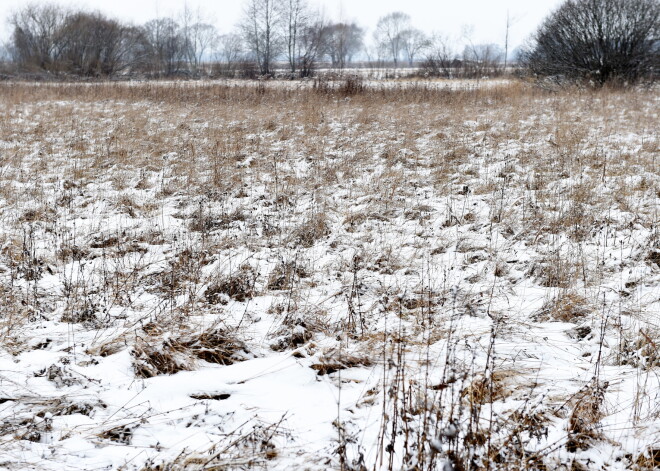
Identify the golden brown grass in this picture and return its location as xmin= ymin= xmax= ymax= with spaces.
xmin=0 ymin=79 xmax=658 ymax=470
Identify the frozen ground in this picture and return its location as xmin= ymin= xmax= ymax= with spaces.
xmin=0 ymin=80 xmax=658 ymax=470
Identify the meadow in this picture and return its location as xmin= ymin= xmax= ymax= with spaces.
xmin=0 ymin=78 xmax=658 ymax=470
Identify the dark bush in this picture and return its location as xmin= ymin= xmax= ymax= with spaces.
xmin=522 ymin=0 xmax=659 ymax=85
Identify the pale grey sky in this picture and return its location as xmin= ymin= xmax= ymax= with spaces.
xmin=0 ymin=0 xmax=564 ymax=51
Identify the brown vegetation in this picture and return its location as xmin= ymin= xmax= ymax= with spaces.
xmin=0 ymin=79 xmax=657 ymax=470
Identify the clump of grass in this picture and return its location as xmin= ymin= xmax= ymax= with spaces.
xmin=373 ymin=246 xmax=403 ymax=275
xmin=36 ymin=397 xmax=106 ymax=418
xmin=206 ymin=264 xmax=257 ymax=303
xmin=115 ymin=194 xmax=142 ymax=217
xmin=152 ymin=248 xmax=210 ymax=297
xmin=186 ymin=329 xmax=251 ymax=365
xmin=269 ymin=307 xmax=329 ymax=351
xmin=14 ymin=417 xmax=49 ymax=443
xmin=528 ymin=253 xmax=578 ymax=289
xmin=313 ymin=75 xmax=365 ymax=97
xmin=462 ymin=372 xmax=507 ymax=405
xmin=535 ymin=293 xmax=593 ymax=322
xmin=99 ymin=424 xmax=137 ymax=445
xmin=339 ymin=75 xmax=366 ymax=96
xmin=290 ymin=213 xmax=330 ymax=248
xmin=60 ymin=298 xmax=103 ymax=327
xmin=616 ymin=328 xmax=660 ymax=369
xmin=310 ymin=348 xmax=372 ymax=376
xmin=266 ymin=259 xmax=309 ymax=291
xmin=189 ymin=206 xmax=246 ymax=233
xmin=18 ymin=206 xmax=55 ymax=224
xmin=646 ymin=249 xmax=660 ymax=268
xmin=636 ymin=448 xmax=660 ymax=470
xmin=139 ymin=417 xmax=285 ymax=470
xmin=132 ymin=327 xmax=251 ymax=378
xmin=566 ymin=381 xmax=606 ymax=452
xmin=132 ymin=337 xmax=192 ymax=378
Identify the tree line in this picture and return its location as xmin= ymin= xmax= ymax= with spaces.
xmin=0 ymin=1 xmax=362 ymax=78
xmin=1 ymin=0 xmax=657 ymax=84
xmin=0 ymin=0 xmax=514 ymax=79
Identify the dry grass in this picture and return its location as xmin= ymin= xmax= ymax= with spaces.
xmin=132 ymin=325 xmax=251 ymax=378
xmin=535 ymin=293 xmax=594 ymax=322
xmin=0 ymin=79 xmax=658 ymax=470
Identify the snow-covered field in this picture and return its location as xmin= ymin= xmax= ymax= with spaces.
xmin=0 ymin=80 xmax=658 ymax=470
xmin=9 ymin=76 xmax=512 ymax=91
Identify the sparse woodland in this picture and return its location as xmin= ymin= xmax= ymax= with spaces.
xmin=2 ymin=0 xmax=658 ymax=84
xmin=0 ymin=79 xmax=658 ymax=470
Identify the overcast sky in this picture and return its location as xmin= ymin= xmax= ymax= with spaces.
xmin=0 ymin=0 xmax=565 ymax=51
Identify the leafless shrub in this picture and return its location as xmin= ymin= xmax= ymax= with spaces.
xmin=522 ymin=0 xmax=659 ymax=85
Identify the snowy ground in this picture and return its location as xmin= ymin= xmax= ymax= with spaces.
xmin=8 ymin=76 xmax=513 ymax=91
xmin=0 ymin=80 xmax=658 ymax=470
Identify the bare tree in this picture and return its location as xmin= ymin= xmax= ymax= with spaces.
xmin=9 ymin=3 xmax=147 ymax=76
xmin=180 ymin=3 xmax=195 ymax=70
xmin=241 ymin=0 xmax=282 ymax=76
xmin=503 ymin=11 xmax=511 ymax=71
xmin=190 ymin=23 xmax=218 ymax=73
xmin=421 ymin=33 xmax=456 ymax=77
xmin=279 ymin=3 xmax=328 ymax=77
xmin=280 ymin=0 xmax=309 ymax=75
xmin=0 ymin=43 xmax=10 ymax=63
xmin=10 ymin=3 xmax=70 ymax=71
xmin=322 ymin=22 xmax=363 ymax=69
xmin=180 ymin=4 xmax=217 ymax=74
xmin=118 ymin=27 xmax=152 ymax=74
xmin=462 ymin=43 xmax=504 ymax=77
xmin=399 ymin=28 xmax=429 ymax=67
xmin=217 ymin=32 xmax=244 ymax=75
xmin=58 ymin=12 xmax=138 ymax=76
xmin=373 ymin=12 xmax=410 ymax=68
xmin=523 ymin=0 xmax=660 ymax=85
xmin=296 ymin=18 xmax=328 ymax=77
xmin=143 ymin=18 xmax=185 ymax=76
